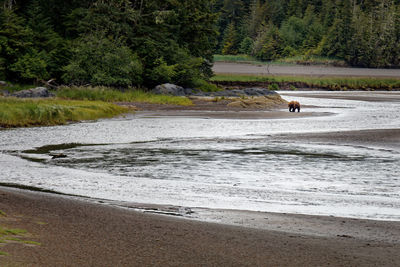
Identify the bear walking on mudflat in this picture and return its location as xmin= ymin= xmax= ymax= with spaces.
xmin=288 ymin=101 xmax=300 ymax=112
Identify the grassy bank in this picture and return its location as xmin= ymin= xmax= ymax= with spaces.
xmin=211 ymin=74 xmax=400 ymax=90
xmin=56 ymin=86 xmax=193 ymax=106
xmin=0 ymin=98 xmax=129 ymax=128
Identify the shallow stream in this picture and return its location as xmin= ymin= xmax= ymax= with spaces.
xmin=1 ymin=91 xmax=399 ymax=220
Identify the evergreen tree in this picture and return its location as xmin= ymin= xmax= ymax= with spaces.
xmin=246 ymin=0 xmax=264 ymax=38
xmin=222 ymin=22 xmax=238 ymax=54
xmin=0 ymin=8 xmax=35 ymax=81
xmin=323 ymin=0 xmax=353 ymax=58
xmin=253 ymin=23 xmax=283 ymax=61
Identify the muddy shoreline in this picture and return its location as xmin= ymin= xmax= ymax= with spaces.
xmin=1 ymin=187 xmax=399 ymax=266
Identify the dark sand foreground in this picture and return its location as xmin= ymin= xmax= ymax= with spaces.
xmin=0 ymin=187 xmax=399 ymax=267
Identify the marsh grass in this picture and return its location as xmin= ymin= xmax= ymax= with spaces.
xmin=56 ymin=86 xmax=193 ymax=106
xmin=211 ymin=74 xmax=400 ymax=90
xmin=0 ymin=97 xmax=129 ymax=128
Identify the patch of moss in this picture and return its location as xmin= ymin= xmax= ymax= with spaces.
xmin=0 ymin=250 xmax=9 ymax=256
xmin=22 ymin=240 xmax=41 ymax=246
xmin=0 ymin=227 xmax=27 ymax=236
xmin=0 ymin=225 xmax=41 ymax=254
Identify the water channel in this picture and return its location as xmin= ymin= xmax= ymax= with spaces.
xmin=1 ymin=91 xmax=399 ymax=221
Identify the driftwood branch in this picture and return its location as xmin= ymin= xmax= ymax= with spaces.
xmin=40 ymin=79 xmax=59 ymax=90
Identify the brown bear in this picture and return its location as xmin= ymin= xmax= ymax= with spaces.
xmin=288 ymin=101 xmax=300 ymax=112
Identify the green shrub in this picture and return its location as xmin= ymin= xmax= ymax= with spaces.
xmin=63 ymin=34 xmax=143 ymax=87
xmin=147 ymin=58 xmax=176 ymax=85
xmin=239 ymin=37 xmax=254 ymax=54
xmin=10 ymin=49 xmax=49 ymax=81
xmin=268 ymin=83 xmax=280 ymax=91
xmin=192 ymin=79 xmax=220 ymax=92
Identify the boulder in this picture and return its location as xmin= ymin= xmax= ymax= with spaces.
xmin=0 ymin=81 xmax=8 ymax=87
xmin=152 ymin=83 xmax=185 ymax=96
xmin=11 ymin=87 xmax=55 ymax=98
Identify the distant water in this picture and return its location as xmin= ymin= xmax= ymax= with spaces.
xmin=1 ymin=92 xmax=399 ymax=221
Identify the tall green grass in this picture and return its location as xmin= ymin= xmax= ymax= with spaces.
xmin=274 ymin=56 xmax=347 ymax=66
xmin=56 ymin=86 xmax=193 ymax=106
xmin=214 ymin=54 xmax=259 ymax=63
xmin=0 ymin=98 xmax=129 ymax=128
xmin=211 ymin=74 xmax=400 ymax=90
xmin=213 ymin=54 xmax=346 ymax=67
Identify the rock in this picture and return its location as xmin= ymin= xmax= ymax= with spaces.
xmin=0 ymin=81 xmax=8 ymax=87
xmin=152 ymin=83 xmax=185 ymax=96
xmin=0 ymin=89 xmax=9 ymax=96
xmin=50 ymin=153 xmax=68 ymax=159
xmin=11 ymin=87 xmax=55 ymax=98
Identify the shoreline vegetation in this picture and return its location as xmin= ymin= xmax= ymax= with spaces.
xmin=2 ymin=68 xmax=400 ymax=128
xmin=214 ymin=54 xmax=349 ymax=67
xmin=0 ymin=98 xmax=129 ymax=128
xmin=0 ymin=87 xmax=193 ymax=128
xmin=211 ymin=74 xmax=400 ymax=91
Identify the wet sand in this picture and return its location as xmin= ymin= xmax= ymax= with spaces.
xmin=213 ymin=62 xmax=400 ymax=78
xmin=123 ymin=96 xmax=330 ymax=119
xmin=1 ymin=187 xmax=399 ymax=267
xmin=277 ymin=129 xmax=400 ymax=150
xmin=134 ymin=110 xmax=330 ymax=120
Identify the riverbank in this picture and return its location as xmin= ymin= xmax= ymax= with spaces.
xmin=0 ymin=98 xmax=129 ymax=128
xmin=212 ymin=62 xmax=400 ymax=90
xmin=0 ymin=187 xmax=399 ymax=266
xmin=0 ymin=87 xmax=194 ymax=128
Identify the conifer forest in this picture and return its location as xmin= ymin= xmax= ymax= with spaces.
xmin=1 ymin=0 xmax=399 ymax=88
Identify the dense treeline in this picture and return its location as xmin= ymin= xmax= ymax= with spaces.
xmin=1 ymin=0 xmax=399 ymax=88
xmin=0 ymin=0 xmax=218 ymax=87
xmin=216 ymin=0 xmax=400 ymax=68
